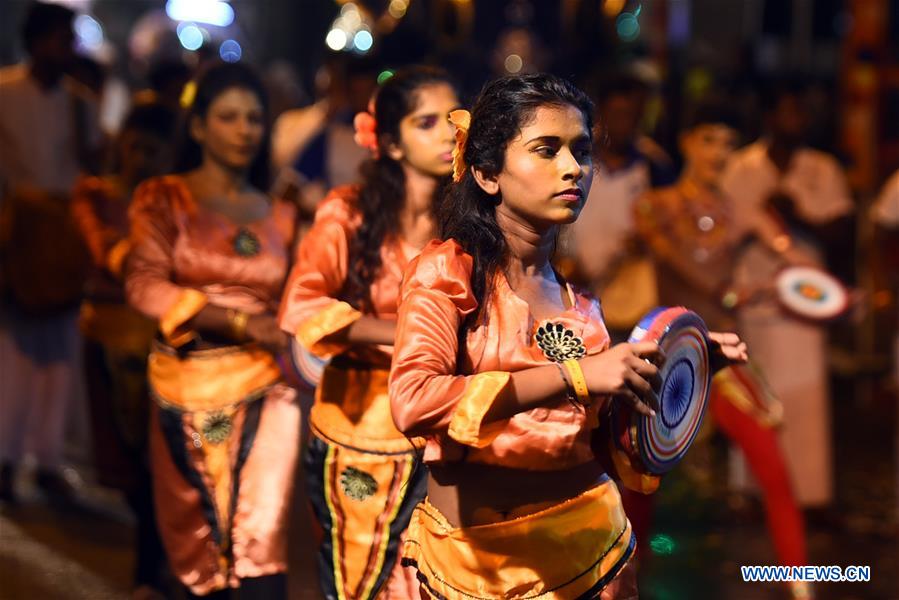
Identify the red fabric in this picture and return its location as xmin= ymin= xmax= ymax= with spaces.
xmin=710 ymin=389 xmax=807 ymax=567
xmin=621 ymin=386 xmax=808 ymax=568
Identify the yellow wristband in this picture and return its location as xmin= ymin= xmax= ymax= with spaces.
xmin=563 ymin=358 xmax=590 ymax=406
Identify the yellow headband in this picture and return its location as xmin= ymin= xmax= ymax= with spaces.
xmin=448 ymin=109 xmax=471 ymax=182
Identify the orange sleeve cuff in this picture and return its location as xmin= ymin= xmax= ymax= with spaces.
xmin=159 ymin=288 xmax=208 ymax=347
xmin=295 ymin=300 xmax=362 ymax=358
xmin=447 ymin=371 xmax=511 ymax=448
xmin=609 ymin=438 xmax=661 ymax=495
xmin=105 ymin=238 xmax=131 ymax=279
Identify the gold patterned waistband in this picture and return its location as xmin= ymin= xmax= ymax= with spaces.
xmin=403 ymin=480 xmax=634 ymax=599
xmin=311 ymin=363 xmax=423 ymax=454
xmin=149 ymin=342 xmax=282 ymax=412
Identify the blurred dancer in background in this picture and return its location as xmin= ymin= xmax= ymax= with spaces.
xmin=279 ymin=66 xmax=459 ymax=600
xmin=125 ymin=63 xmax=299 ymax=598
xmin=722 ymin=82 xmax=853 ymax=510
xmin=634 ymin=100 xmax=811 ymax=599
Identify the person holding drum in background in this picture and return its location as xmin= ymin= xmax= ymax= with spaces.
xmin=720 ymin=82 xmax=854 ymax=512
xmin=634 ymin=100 xmax=811 ymax=599
xmin=388 ymin=74 xmax=747 ymax=599
xmin=278 ymin=66 xmax=459 ymax=600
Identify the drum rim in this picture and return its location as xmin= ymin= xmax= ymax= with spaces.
xmin=288 ymin=338 xmax=327 ymax=389
xmin=628 ymin=307 xmax=712 ymax=474
xmin=775 ymin=265 xmax=849 ymax=321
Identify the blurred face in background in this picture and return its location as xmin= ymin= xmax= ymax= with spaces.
xmin=768 ymin=93 xmax=808 ymax=148
xmin=387 ymin=82 xmax=460 ymax=179
xmin=118 ymin=129 xmax=173 ymax=186
xmin=598 ymin=92 xmax=642 ymax=155
xmin=191 ymin=86 xmax=266 ymax=174
xmin=681 ymin=123 xmax=738 ymax=188
xmin=30 ymin=23 xmax=75 ymax=74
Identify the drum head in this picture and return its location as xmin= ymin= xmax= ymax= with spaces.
xmin=628 ymin=307 xmax=712 ymax=474
xmin=776 ymin=266 xmax=849 ymax=321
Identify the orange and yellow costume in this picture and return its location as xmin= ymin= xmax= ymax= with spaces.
xmin=279 ymin=186 xmax=426 ymax=600
xmin=125 ymin=176 xmax=300 ymax=596
xmin=389 ymin=239 xmax=659 ymax=599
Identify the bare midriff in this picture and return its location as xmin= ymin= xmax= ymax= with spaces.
xmin=426 ymin=460 xmax=607 ymax=527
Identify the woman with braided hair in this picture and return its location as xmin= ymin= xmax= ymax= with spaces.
xmin=278 ymin=66 xmax=459 ymax=599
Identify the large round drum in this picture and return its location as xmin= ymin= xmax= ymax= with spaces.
xmin=776 ymin=266 xmax=849 ymax=322
xmin=627 ymin=306 xmax=712 ymax=474
xmin=279 ymin=338 xmax=327 ymax=392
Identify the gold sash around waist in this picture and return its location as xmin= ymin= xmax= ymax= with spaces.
xmin=149 ymin=342 xmax=282 ymax=412
xmin=403 ymin=479 xmax=634 ymax=599
xmin=311 ymin=362 xmax=422 ymax=454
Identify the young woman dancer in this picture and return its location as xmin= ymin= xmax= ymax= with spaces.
xmin=278 ymin=66 xmax=459 ymax=600
xmin=126 ymin=62 xmax=299 ymax=598
xmin=388 ymin=74 xmax=748 ymax=599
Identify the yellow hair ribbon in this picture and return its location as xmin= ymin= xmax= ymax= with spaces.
xmin=179 ymin=80 xmax=197 ymax=109
xmin=448 ymin=109 xmax=471 ymax=183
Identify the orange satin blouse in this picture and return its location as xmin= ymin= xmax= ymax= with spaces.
xmin=71 ymin=175 xmax=131 ymax=280
xmin=389 ymin=239 xmax=613 ymax=471
xmin=126 ymin=175 xmax=297 ymax=346
xmin=72 ymin=175 xmax=156 ymax=350
xmin=277 ymin=185 xmax=418 ymax=362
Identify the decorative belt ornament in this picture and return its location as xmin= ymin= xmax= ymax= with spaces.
xmin=202 ymin=411 xmax=233 ymax=445
xmin=341 ymin=466 xmax=378 ymax=501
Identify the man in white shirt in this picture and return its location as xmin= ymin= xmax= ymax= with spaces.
xmin=722 ymin=83 xmax=853 ymax=508
xmin=0 ymin=1 xmax=101 ymax=504
xmin=567 ymin=75 xmax=675 ymax=340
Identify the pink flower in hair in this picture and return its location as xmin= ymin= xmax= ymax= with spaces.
xmin=353 ymin=110 xmax=379 ymax=157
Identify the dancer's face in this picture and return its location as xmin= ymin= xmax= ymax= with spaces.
xmin=192 ymin=86 xmax=266 ymax=173
xmin=388 ymin=83 xmax=459 ymax=178
xmin=681 ymin=123 xmax=737 ymax=187
xmin=475 ymin=103 xmax=593 ymax=229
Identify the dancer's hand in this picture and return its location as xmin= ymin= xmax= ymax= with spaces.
xmin=579 ymin=342 xmax=664 ymax=417
xmin=246 ymin=314 xmax=290 ymax=354
xmin=708 ymin=331 xmax=748 ymax=373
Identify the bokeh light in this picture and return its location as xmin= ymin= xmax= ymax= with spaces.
xmin=219 ymin=39 xmax=242 ymax=62
xmin=326 ymin=28 xmax=348 ymax=51
xmin=166 ymin=0 xmax=235 ymax=27
xmin=176 ymin=22 xmax=204 ymax=51
xmin=504 ymin=54 xmax=523 ymax=74
xmin=649 ymin=533 xmax=677 ymax=556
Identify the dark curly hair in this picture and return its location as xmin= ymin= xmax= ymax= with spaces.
xmin=439 ymin=73 xmax=594 ymax=342
xmin=173 ymin=61 xmax=272 ymax=192
xmin=341 ymin=66 xmax=456 ymax=312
